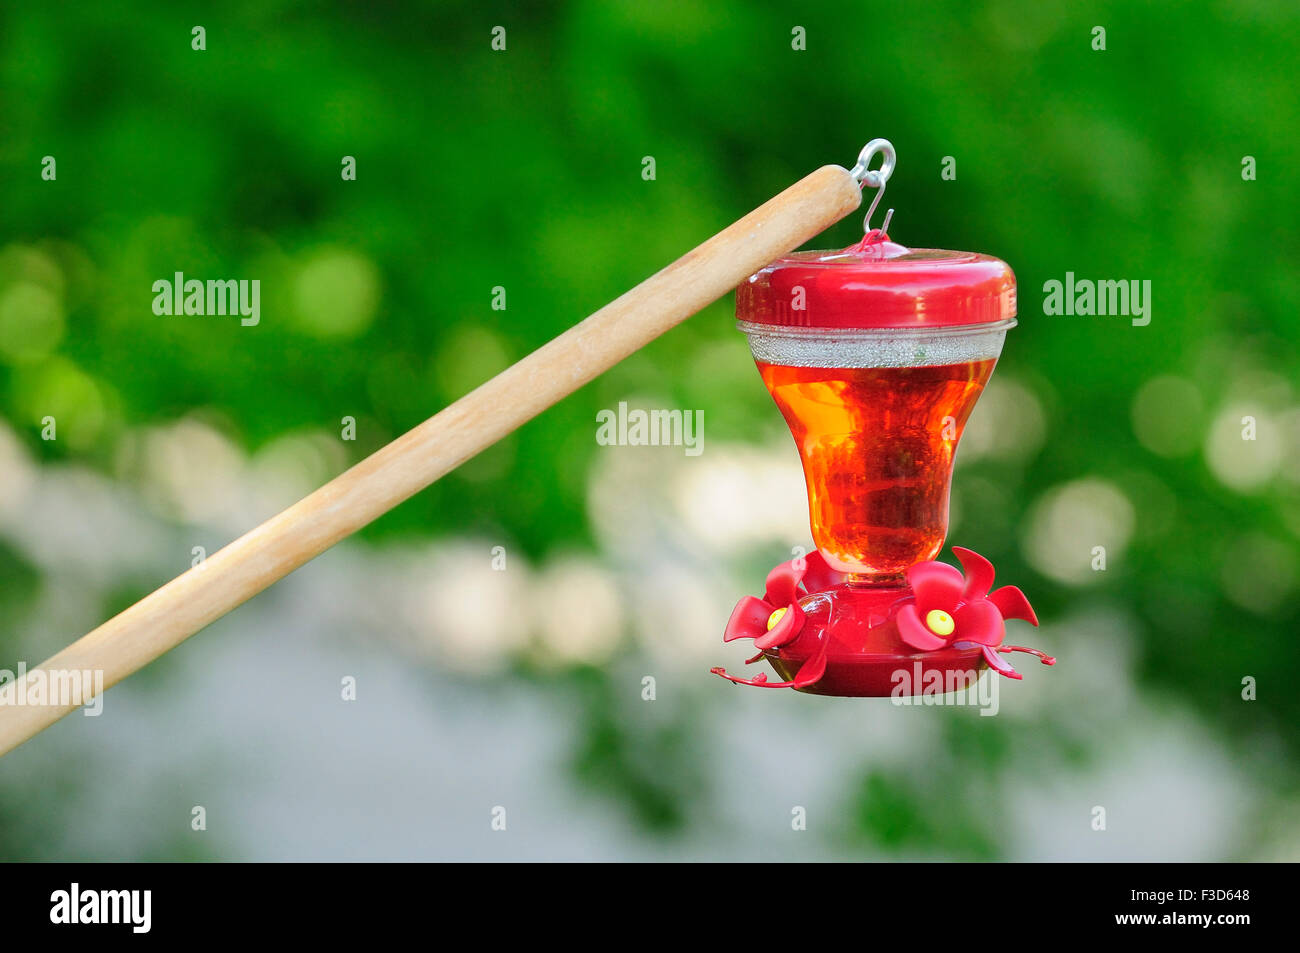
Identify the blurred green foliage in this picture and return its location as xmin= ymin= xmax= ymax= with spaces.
xmin=1 ymin=0 xmax=1298 ymax=858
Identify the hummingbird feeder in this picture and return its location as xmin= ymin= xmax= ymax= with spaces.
xmin=711 ymin=140 xmax=1054 ymax=696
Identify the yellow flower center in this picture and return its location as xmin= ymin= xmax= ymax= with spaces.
xmin=766 ymin=607 xmax=788 ymax=631
xmin=925 ymin=609 xmax=955 ymax=637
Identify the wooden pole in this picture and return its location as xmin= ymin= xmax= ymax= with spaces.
xmin=0 ymin=163 xmax=863 ymax=756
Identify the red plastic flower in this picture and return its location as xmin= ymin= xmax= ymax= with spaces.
xmin=723 ymin=551 xmax=842 ymax=651
xmin=713 ymin=551 xmax=845 ymax=688
xmin=896 ymin=547 xmax=1052 ymax=679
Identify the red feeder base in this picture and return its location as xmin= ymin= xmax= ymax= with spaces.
xmin=712 ymin=550 xmax=1053 ymax=697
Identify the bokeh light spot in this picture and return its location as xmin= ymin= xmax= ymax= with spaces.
xmin=1219 ymin=534 xmax=1296 ymax=615
xmin=1131 ymin=375 xmax=1203 ymax=457
xmin=533 ymin=556 xmax=624 ymax=666
xmin=1023 ymin=478 xmax=1135 ymax=586
xmin=0 ymin=282 xmax=65 ymax=364
xmin=11 ymin=357 xmax=108 ymax=451
xmin=1204 ymin=404 xmax=1281 ymax=491
xmin=291 ymin=248 xmax=380 ymax=339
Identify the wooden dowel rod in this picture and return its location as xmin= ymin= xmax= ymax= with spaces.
xmin=0 ymin=163 xmax=862 ymax=756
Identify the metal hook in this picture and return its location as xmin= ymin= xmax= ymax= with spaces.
xmin=848 ymin=138 xmax=897 ymax=237
xmin=849 ymin=138 xmax=896 ymax=189
xmin=863 ymin=180 xmax=893 ymax=236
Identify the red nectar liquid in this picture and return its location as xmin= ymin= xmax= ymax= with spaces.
xmin=758 ymin=358 xmax=995 ymax=579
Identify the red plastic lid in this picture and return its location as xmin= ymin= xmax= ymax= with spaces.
xmin=736 ymin=234 xmax=1016 ymax=330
